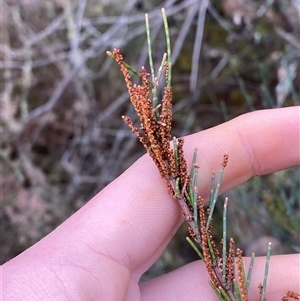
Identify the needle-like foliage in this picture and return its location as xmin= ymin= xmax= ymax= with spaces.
xmin=107 ymin=8 xmax=300 ymax=301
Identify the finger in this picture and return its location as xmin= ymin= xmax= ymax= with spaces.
xmin=76 ymin=106 xmax=298 ymax=273
xmin=17 ymin=107 xmax=300 ymax=270
xmin=184 ymin=106 xmax=300 ymax=193
xmin=5 ymin=107 xmax=299 ymax=295
xmin=140 ymin=254 xmax=300 ymax=301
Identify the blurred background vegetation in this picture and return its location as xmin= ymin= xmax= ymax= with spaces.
xmin=1 ymin=0 xmax=299 ymax=280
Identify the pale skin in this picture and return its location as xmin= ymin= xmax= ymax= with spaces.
xmin=2 ymin=107 xmax=300 ymax=301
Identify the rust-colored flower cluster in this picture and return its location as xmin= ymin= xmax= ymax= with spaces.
xmin=109 ymin=47 xmax=299 ymax=301
xmin=111 ymin=47 xmax=245 ymax=299
xmin=111 ymin=48 xmax=189 ymax=199
xmin=281 ymin=291 xmax=300 ymax=301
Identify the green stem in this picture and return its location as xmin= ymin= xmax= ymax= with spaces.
xmin=246 ymin=253 xmax=255 ymax=291
xmin=207 ymin=165 xmax=225 ymax=229
xmin=260 ymin=242 xmax=272 ymax=301
xmin=106 ymin=51 xmax=154 ymax=89
xmin=222 ymin=197 xmax=228 ymax=285
xmin=186 ymin=237 xmax=204 ymax=260
xmin=161 ymin=8 xmax=172 ymax=87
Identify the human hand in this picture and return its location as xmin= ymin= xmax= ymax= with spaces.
xmin=3 ymin=106 xmax=300 ymax=300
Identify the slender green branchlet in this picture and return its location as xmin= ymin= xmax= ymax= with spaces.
xmin=107 ymin=8 xmax=299 ymax=301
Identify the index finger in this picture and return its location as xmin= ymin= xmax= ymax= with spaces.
xmin=7 ymin=107 xmax=299 ymax=281
xmin=65 ymin=106 xmax=299 ymax=273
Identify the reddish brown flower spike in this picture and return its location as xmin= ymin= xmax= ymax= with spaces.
xmin=222 ymin=153 xmax=229 ymax=168
xmin=282 ymin=291 xmax=300 ymax=301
